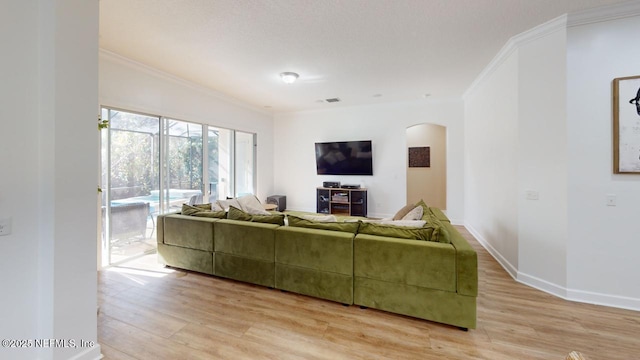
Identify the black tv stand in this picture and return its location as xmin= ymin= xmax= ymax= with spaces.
xmin=316 ymin=187 xmax=367 ymax=217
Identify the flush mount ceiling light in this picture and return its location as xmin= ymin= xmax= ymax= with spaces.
xmin=280 ymin=72 xmax=299 ymax=84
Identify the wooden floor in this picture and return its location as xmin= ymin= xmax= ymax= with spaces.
xmin=98 ymin=226 xmax=640 ymax=359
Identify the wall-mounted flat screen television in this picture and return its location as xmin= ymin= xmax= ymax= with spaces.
xmin=315 ymin=140 xmax=373 ymax=175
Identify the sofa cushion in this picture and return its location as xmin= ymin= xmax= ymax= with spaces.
xmin=358 ymin=221 xmax=434 ymax=241
xmin=163 ymin=214 xmax=216 ymax=251
xmin=287 ymin=215 xmax=360 ymax=233
xmin=228 ymin=205 xmax=284 ymax=226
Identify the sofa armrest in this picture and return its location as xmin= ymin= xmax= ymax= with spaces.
xmin=445 ymin=222 xmax=478 ymax=297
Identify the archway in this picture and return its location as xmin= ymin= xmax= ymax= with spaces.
xmin=406 ymin=123 xmax=447 ymax=209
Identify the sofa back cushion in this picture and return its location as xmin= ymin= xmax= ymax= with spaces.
xmin=287 ymin=215 xmax=360 ymax=234
xmin=358 ymin=221 xmax=436 ymax=242
xmin=214 ymin=219 xmax=278 ymax=261
xmin=163 ymin=214 xmax=216 ymax=251
xmin=354 ymin=234 xmax=456 ymax=292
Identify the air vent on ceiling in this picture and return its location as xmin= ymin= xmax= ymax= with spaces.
xmin=325 ymin=97 xmax=341 ymax=103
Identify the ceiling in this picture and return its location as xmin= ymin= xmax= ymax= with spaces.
xmin=99 ymin=0 xmax=626 ymax=113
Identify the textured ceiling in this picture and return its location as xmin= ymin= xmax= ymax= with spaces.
xmin=99 ymin=0 xmax=627 ymax=113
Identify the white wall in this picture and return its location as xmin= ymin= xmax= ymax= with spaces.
xmin=0 ymin=2 xmax=40 ymax=359
xmin=273 ymin=99 xmax=464 ymax=221
xmin=464 ymin=51 xmax=520 ymax=273
xmin=465 ymin=7 xmax=640 ymax=310
xmin=1 ymin=1 xmax=100 ymax=359
xmin=99 ymin=51 xmax=275 ymax=202
xmin=566 ymin=13 xmax=640 ymax=308
xmin=517 ymin=25 xmax=569 ymax=291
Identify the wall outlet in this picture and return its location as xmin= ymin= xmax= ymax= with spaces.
xmin=0 ymin=218 xmax=12 ymax=236
xmin=606 ymin=194 xmax=616 ymax=206
xmin=525 ymin=190 xmax=539 ymax=200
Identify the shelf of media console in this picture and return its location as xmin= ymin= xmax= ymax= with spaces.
xmin=316 ymin=187 xmax=368 ymax=217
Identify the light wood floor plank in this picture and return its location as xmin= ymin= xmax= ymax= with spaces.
xmin=98 ymin=226 xmax=640 ymax=359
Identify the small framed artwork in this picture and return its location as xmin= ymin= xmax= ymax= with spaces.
xmin=408 ymin=146 xmax=430 ymax=167
xmin=613 ymin=75 xmax=640 ymax=173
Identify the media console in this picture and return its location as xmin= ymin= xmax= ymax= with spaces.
xmin=316 ymin=187 xmax=367 ymax=217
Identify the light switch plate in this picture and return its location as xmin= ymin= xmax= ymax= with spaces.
xmin=0 ymin=218 xmax=11 ymax=236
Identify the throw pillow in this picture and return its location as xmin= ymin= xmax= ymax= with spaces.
xmin=237 ymin=194 xmax=270 ymax=215
xmin=392 ymin=203 xmax=415 ymax=220
xmin=364 ymin=219 xmax=427 ymax=228
xmin=358 ymin=222 xmax=434 ymax=241
xmin=287 ymin=215 xmax=360 ymax=233
xmin=226 ymin=205 xmax=284 ymax=225
xmin=416 ymin=199 xmax=430 ymax=221
xmin=182 ymin=203 xmax=212 ymax=216
xmin=251 ymin=213 xmax=285 ymax=226
xmin=217 ymin=198 xmax=241 ymax=211
xmin=401 ymin=205 xmax=424 ymax=221
xmin=211 ymin=201 xmax=224 ymax=212
xmin=417 ymin=206 xmax=451 ymax=243
xmin=301 ymin=214 xmax=338 ymax=222
xmin=192 ymin=210 xmax=226 ymax=219
xmin=227 ymin=206 xmax=252 ymax=221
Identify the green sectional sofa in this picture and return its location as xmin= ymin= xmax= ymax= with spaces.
xmin=156 ymin=208 xmax=477 ymax=329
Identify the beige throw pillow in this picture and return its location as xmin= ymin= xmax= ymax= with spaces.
xmin=237 ymin=194 xmax=270 ymax=215
xmin=217 ymin=198 xmax=241 ymax=211
xmin=401 ymin=205 xmax=424 ymax=220
xmin=392 ymin=203 xmax=416 ymax=220
xmin=302 ymin=214 xmax=338 ymax=222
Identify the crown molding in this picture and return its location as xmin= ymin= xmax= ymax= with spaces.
xmin=98 ymin=48 xmax=270 ymax=116
xmin=463 ymin=15 xmax=567 ymax=100
xmin=568 ymin=0 xmax=640 ymax=27
xmin=463 ymin=1 xmax=640 ymax=100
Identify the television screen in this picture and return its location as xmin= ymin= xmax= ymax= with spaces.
xmin=315 ymin=140 xmax=373 ymax=175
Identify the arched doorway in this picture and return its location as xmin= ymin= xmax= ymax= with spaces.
xmin=406 ymin=123 xmax=447 ymax=209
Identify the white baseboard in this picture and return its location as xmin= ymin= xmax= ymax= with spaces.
xmin=566 ymin=288 xmax=640 ymax=312
xmin=516 ymin=271 xmax=567 ymax=298
xmin=465 ymin=223 xmax=518 ymax=279
xmin=466 ymin=222 xmax=640 ymax=312
xmin=66 ymin=344 xmax=102 ymax=360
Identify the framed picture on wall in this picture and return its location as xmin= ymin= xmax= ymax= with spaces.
xmin=408 ymin=147 xmax=430 ymax=167
xmin=613 ymin=75 xmax=640 ymax=173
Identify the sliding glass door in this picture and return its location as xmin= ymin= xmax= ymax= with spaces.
xmin=163 ymin=119 xmax=204 ymax=211
xmin=235 ymin=131 xmax=256 ymax=197
xmin=208 ymin=127 xmax=233 ymax=201
xmin=101 ymin=108 xmax=160 ymax=265
xmin=100 ymin=107 xmax=258 ymax=266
